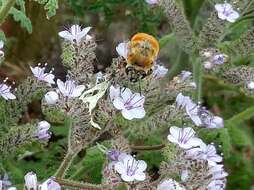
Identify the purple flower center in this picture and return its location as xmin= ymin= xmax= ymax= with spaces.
xmin=108 ymin=150 xmax=121 ymax=161
xmin=126 ymin=159 xmax=139 ymax=176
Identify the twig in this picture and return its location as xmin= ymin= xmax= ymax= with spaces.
xmin=55 ymin=178 xmax=109 ymax=190
xmin=131 ymin=144 xmax=165 ymax=151
xmin=55 ymin=151 xmax=76 ymax=179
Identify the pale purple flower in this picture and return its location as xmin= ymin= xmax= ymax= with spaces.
xmin=145 ymin=0 xmax=159 ymax=5
xmin=0 ymin=174 xmax=12 ymax=189
xmin=247 ymin=81 xmax=254 ymax=90
xmin=167 ymin=126 xmax=203 ymax=149
xmin=0 ymin=40 xmax=4 ymax=57
xmin=58 ymin=25 xmax=92 ymax=44
xmin=207 ymin=165 xmax=228 ymax=190
xmin=215 ymin=3 xmax=240 ymax=23
xmin=185 ymin=143 xmax=223 ymax=166
xmin=36 ymin=121 xmax=51 ymax=140
xmin=24 ymin=172 xmax=37 ymax=190
xmin=185 ymin=100 xmax=224 ymax=128
xmin=44 ymin=91 xmax=59 ymax=105
xmin=180 ymin=170 xmax=189 ymax=182
xmin=115 ymin=154 xmax=147 ymax=182
xmin=30 ymin=65 xmax=55 ymax=84
xmin=175 ymin=93 xmax=192 ymax=109
xmin=152 ymin=64 xmax=168 ymax=79
xmin=108 ymin=150 xmax=122 ymax=162
xmin=180 ymin=71 xmax=192 ymax=81
xmin=39 ymin=177 xmax=61 ymax=190
xmin=110 ymin=86 xmax=146 ymax=120
xmin=212 ymin=54 xmax=227 ymax=65
xmin=57 ymin=79 xmax=85 ymax=98
xmin=116 ymin=42 xmax=129 ymax=59
xmin=0 ymin=83 xmax=16 ymax=100
xmin=157 ymin=179 xmax=185 ymax=190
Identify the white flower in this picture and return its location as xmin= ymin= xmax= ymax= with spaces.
xmin=24 ymin=172 xmax=37 ymax=190
xmin=207 ymin=165 xmax=228 ymax=190
xmin=116 ymin=42 xmax=129 ymax=59
xmin=30 ymin=66 xmax=55 ymax=84
xmin=180 ymin=170 xmax=189 ymax=182
xmin=209 ymin=116 xmax=224 ymax=128
xmin=207 ymin=179 xmax=226 ymax=190
xmin=215 ymin=3 xmax=240 ymax=23
xmin=145 ymin=0 xmax=159 ymax=5
xmin=58 ymin=25 xmax=92 ymax=44
xmin=152 ymin=64 xmax=168 ymax=79
xmin=36 ymin=121 xmax=51 ymax=140
xmin=247 ymin=81 xmax=254 ymax=90
xmin=0 ymin=40 xmax=4 ymax=57
xmin=0 ymin=83 xmax=16 ymax=100
xmin=115 ymin=154 xmax=147 ymax=182
xmin=110 ymin=86 xmax=146 ymax=120
xmin=7 ymin=187 xmax=17 ymax=190
xmin=186 ymin=101 xmax=203 ymax=126
xmin=39 ymin=178 xmax=61 ymax=190
xmin=175 ymin=93 xmax=192 ymax=109
xmin=180 ymin=71 xmax=192 ymax=81
xmin=185 ymin=143 xmax=223 ymax=166
xmin=157 ymin=179 xmax=185 ymax=190
xmin=57 ymin=79 xmax=85 ymax=98
xmin=167 ymin=126 xmax=203 ymax=149
xmin=212 ymin=54 xmax=227 ymax=65
xmin=44 ymin=91 xmax=59 ymax=105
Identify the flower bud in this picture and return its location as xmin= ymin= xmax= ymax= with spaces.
xmin=24 ymin=172 xmax=37 ymax=190
xmin=44 ymin=91 xmax=59 ymax=105
xmin=36 ymin=121 xmax=51 ymax=140
xmin=39 ymin=178 xmax=61 ymax=190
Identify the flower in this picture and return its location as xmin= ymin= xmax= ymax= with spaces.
xmin=0 ymin=40 xmax=4 ymax=57
xmin=116 ymin=42 xmax=129 ymax=59
xmin=207 ymin=165 xmax=228 ymax=190
xmin=145 ymin=0 xmax=159 ymax=5
xmin=44 ymin=91 xmax=59 ymax=105
xmin=39 ymin=177 xmax=61 ymax=190
xmin=110 ymin=86 xmax=145 ymax=120
xmin=167 ymin=126 xmax=203 ymax=149
xmin=185 ymin=143 xmax=223 ymax=166
xmin=152 ymin=64 xmax=168 ymax=79
xmin=108 ymin=150 xmax=122 ymax=162
xmin=57 ymin=79 xmax=85 ymax=98
xmin=115 ymin=154 xmax=147 ymax=182
xmin=30 ymin=65 xmax=55 ymax=84
xmin=157 ymin=179 xmax=185 ymax=190
xmin=215 ymin=3 xmax=240 ymax=23
xmin=24 ymin=172 xmax=37 ymax=190
xmin=247 ymin=81 xmax=254 ymax=90
xmin=180 ymin=71 xmax=192 ymax=81
xmin=0 ymin=83 xmax=16 ymax=100
xmin=212 ymin=54 xmax=227 ymax=65
xmin=175 ymin=93 xmax=192 ymax=109
xmin=58 ymin=24 xmax=92 ymax=44
xmin=0 ymin=174 xmax=12 ymax=189
xmin=36 ymin=121 xmax=51 ymax=140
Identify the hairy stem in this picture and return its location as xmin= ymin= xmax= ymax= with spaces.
xmin=192 ymin=56 xmax=202 ymax=102
xmin=226 ymin=105 xmax=254 ymax=126
xmin=131 ymin=144 xmax=165 ymax=151
xmin=55 ymin=178 xmax=109 ymax=190
xmin=55 ymin=151 xmax=75 ymax=179
xmin=0 ymin=0 xmax=16 ymax=25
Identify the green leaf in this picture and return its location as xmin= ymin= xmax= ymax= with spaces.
xmin=9 ymin=7 xmax=32 ymax=33
xmin=0 ymin=30 xmax=6 ymax=41
xmin=45 ymin=0 xmax=58 ymax=19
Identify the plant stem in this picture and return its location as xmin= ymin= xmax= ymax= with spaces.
xmin=192 ymin=56 xmax=202 ymax=102
xmin=0 ymin=0 xmax=16 ymax=25
xmin=55 ymin=178 xmax=109 ymax=190
xmin=131 ymin=144 xmax=165 ymax=151
xmin=55 ymin=151 xmax=75 ymax=179
xmin=226 ymin=105 xmax=254 ymax=126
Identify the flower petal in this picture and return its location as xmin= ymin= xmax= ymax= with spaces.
xmin=58 ymin=31 xmax=74 ymax=41
xmin=113 ymin=97 xmax=125 ymax=110
xmin=71 ymin=85 xmax=85 ymax=97
xmin=134 ymin=172 xmax=146 ymax=181
xmin=121 ymin=109 xmax=135 ymax=120
xmin=116 ymin=42 xmax=129 ymax=59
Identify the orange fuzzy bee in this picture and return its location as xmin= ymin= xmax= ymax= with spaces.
xmin=126 ymin=33 xmax=159 ymax=82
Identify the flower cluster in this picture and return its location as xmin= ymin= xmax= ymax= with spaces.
xmin=176 ymin=93 xmax=224 ymax=128
xmin=200 ymin=49 xmax=228 ymax=70
xmin=215 ymin=2 xmax=240 ymax=23
xmin=167 ymin=126 xmax=227 ymax=189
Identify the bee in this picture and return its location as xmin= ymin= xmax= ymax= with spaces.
xmin=126 ymin=33 xmax=159 ymax=82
